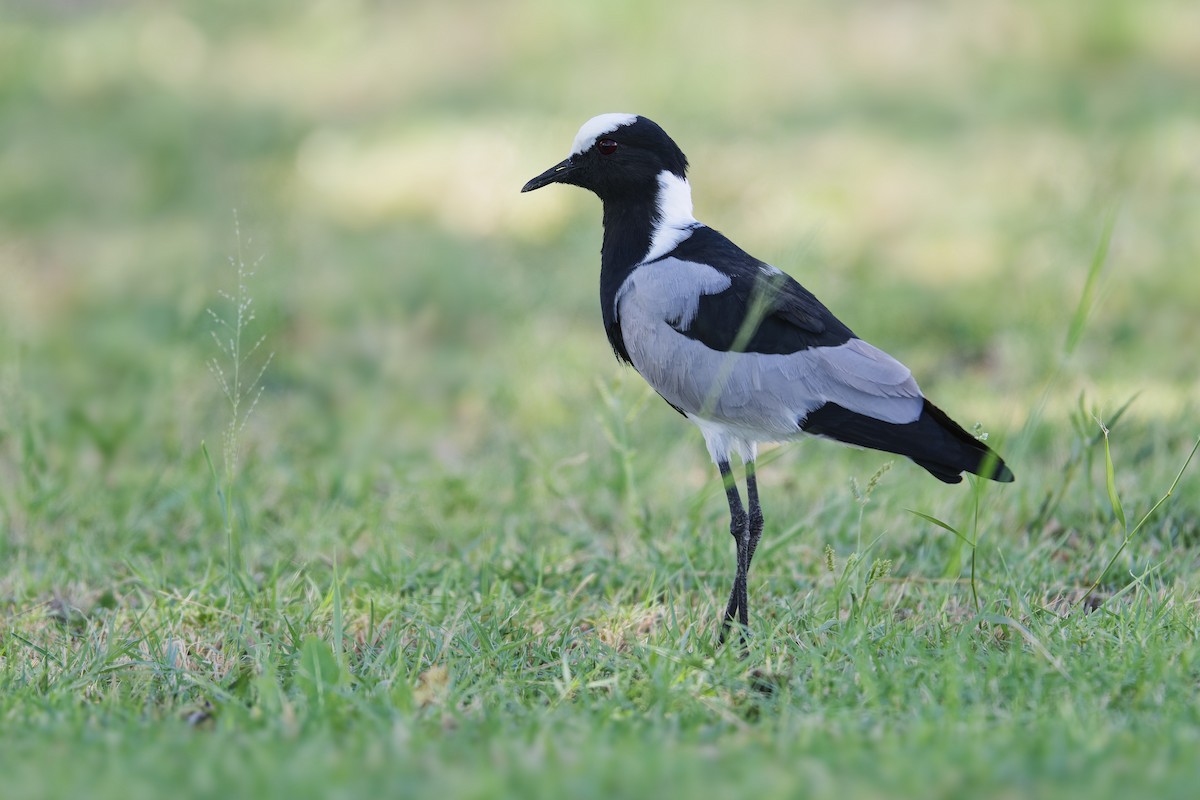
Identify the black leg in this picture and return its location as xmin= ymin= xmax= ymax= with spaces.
xmin=717 ymin=459 xmax=750 ymax=644
xmin=745 ymin=460 xmax=765 ymax=570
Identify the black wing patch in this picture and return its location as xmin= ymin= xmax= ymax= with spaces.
xmin=663 ymin=227 xmax=854 ymax=354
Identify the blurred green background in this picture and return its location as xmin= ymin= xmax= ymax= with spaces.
xmin=3 ymin=1 xmax=1200 ymax=797
xmin=4 ymin=0 xmax=1199 ymax=471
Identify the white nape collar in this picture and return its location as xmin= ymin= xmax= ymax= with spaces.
xmin=643 ymin=171 xmax=698 ymax=263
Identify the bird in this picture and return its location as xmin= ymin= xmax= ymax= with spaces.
xmin=521 ymin=113 xmax=1013 ymax=643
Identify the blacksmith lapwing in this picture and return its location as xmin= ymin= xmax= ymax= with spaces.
xmin=522 ymin=113 xmax=1013 ymax=642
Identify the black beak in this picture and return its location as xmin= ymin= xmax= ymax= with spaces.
xmin=521 ymin=158 xmax=577 ymax=193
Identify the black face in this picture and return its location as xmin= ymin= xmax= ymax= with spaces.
xmin=521 ymin=116 xmax=688 ymax=202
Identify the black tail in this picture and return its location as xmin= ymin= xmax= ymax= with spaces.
xmin=800 ymin=399 xmax=1015 ymax=484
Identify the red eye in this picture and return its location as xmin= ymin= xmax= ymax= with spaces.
xmin=597 ymin=138 xmax=618 ymax=155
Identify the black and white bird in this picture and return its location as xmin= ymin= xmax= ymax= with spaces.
xmin=522 ymin=113 xmax=1013 ymax=641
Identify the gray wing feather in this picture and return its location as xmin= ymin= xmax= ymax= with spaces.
xmin=805 ymin=339 xmax=922 ymax=423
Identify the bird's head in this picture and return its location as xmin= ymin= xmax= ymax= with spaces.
xmin=521 ymin=114 xmax=688 ymax=203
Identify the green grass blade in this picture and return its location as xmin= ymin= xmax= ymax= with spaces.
xmin=332 ymin=553 xmax=345 ymax=677
xmin=908 ymin=509 xmax=974 ymax=548
xmin=1100 ymin=422 xmax=1126 ymax=530
xmin=1065 ymin=205 xmax=1118 ymax=356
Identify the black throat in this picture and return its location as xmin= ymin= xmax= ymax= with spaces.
xmin=599 ymin=194 xmax=660 ymax=363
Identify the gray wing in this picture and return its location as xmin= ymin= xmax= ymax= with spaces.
xmin=616 ymin=258 xmax=923 ymax=438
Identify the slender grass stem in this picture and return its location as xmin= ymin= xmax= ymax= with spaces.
xmin=1074 ymin=433 xmax=1200 ymax=611
xmin=206 ymin=211 xmax=273 ymax=603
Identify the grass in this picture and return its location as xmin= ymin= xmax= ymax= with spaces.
xmin=3 ymin=1 xmax=1200 ymax=798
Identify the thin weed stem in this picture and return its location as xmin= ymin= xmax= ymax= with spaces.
xmin=1073 ymin=431 xmax=1200 ymax=612
xmin=206 ymin=210 xmax=274 ymax=603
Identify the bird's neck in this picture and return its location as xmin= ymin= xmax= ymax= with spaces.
xmin=600 ymin=196 xmax=658 ymax=281
xmin=599 ymin=171 xmax=697 ymax=330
